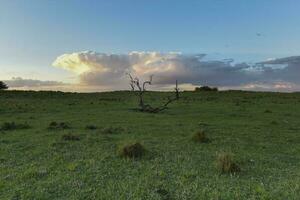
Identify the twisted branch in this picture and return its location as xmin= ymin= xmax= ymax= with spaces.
xmin=127 ymin=73 xmax=179 ymax=113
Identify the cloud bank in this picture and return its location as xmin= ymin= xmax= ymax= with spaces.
xmin=52 ymin=51 xmax=300 ymax=92
xmin=4 ymin=77 xmax=67 ymax=91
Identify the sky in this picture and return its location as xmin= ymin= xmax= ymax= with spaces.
xmin=1 ymin=0 xmax=300 ymax=92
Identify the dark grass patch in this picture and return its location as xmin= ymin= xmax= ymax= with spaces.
xmin=264 ymin=109 xmax=272 ymax=113
xmin=0 ymin=139 xmax=14 ymax=144
xmin=85 ymin=125 xmax=97 ymax=130
xmin=192 ymin=130 xmax=210 ymax=143
xmin=48 ymin=121 xmax=70 ymax=130
xmin=216 ymin=152 xmax=241 ymax=174
xmin=23 ymin=168 xmax=48 ymax=180
xmin=51 ymin=141 xmax=67 ymax=147
xmin=198 ymin=121 xmax=209 ymax=126
xmin=101 ymin=126 xmax=126 ymax=134
xmin=0 ymin=122 xmax=30 ymax=131
xmin=270 ymin=120 xmax=278 ymax=125
xmin=156 ymin=188 xmax=170 ymax=200
xmin=62 ymin=133 xmax=80 ymax=141
xmin=118 ymin=142 xmax=145 ymax=158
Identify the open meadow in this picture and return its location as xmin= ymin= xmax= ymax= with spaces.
xmin=0 ymin=90 xmax=300 ymax=199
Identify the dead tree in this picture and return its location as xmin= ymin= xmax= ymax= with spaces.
xmin=175 ymin=80 xmax=179 ymax=100
xmin=127 ymin=73 xmax=179 ymax=113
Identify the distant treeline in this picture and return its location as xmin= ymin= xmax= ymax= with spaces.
xmin=195 ymin=86 xmax=218 ymax=92
xmin=0 ymin=81 xmax=8 ymax=90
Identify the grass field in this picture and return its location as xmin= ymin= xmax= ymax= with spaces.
xmin=0 ymin=90 xmax=300 ymax=199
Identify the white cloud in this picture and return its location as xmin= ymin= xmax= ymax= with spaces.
xmin=51 ymin=51 xmax=300 ymax=92
xmin=52 ymin=51 xmax=253 ymax=88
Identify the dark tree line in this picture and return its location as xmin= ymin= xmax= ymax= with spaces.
xmin=0 ymin=81 xmax=8 ymax=90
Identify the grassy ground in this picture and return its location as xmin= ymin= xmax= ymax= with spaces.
xmin=0 ymin=90 xmax=300 ymax=199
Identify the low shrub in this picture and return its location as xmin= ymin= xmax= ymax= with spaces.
xmin=216 ymin=152 xmax=241 ymax=173
xmin=118 ymin=142 xmax=145 ymax=158
xmin=48 ymin=121 xmax=70 ymax=130
xmin=62 ymin=133 xmax=80 ymax=141
xmin=0 ymin=122 xmax=30 ymax=131
xmin=192 ymin=130 xmax=210 ymax=143
xmin=195 ymin=86 xmax=218 ymax=92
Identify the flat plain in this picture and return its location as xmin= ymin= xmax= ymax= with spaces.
xmin=0 ymin=90 xmax=299 ymax=199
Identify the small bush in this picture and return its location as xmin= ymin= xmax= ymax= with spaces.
xmin=216 ymin=152 xmax=241 ymax=173
xmin=195 ymin=86 xmax=218 ymax=92
xmin=85 ymin=125 xmax=97 ymax=130
xmin=48 ymin=122 xmax=70 ymax=130
xmin=118 ymin=142 xmax=145 ymax=158
xmin=62 ymin=133 xmax=80 ymax=141
xmin=192 ymin=130 xmax=210 ymax=143
xmin=0 ymin=122 xmax=30 ymax=131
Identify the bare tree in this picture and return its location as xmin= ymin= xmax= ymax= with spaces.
xmin=175 ymin=80 xmax=179 ymax=100
xmin=128 ymin=73 xmax=179 ymax=113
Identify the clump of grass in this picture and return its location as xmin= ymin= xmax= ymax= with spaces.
xmin=62 ymin=133 xmax=80 ymax=141
xmin=216 ymin=152 xmax=241 ymax=173
xmin=101 ymin=126 xmax=125 ymax=134
xmin=192 ymin=130 xmax=210 ymax=143
xmin=48 ymin=121 xmax=70 ymax=130
xmin=118 ymin=142 xmax=145 ymax=158
xmin=156 ymin=188 xmax=170 ymax=199
xmin=198 ymin=121 xmax=209 ymax=126
xmin=85 ymin=125 xmax=97 ymax=130
xmin=0 ymin=122 xmax=30 ymax=131
xmin=264 ymin=109 xmax=272 ymax=113
xmin=271 ymin=120 xmax=278 ymax=125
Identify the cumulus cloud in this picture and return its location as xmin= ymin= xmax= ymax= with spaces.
xmin=258 ymin=56 xmax=300 ymax=85
xmin=52 ymin=51 xmax=300 ymax=91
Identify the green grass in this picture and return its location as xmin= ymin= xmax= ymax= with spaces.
xmin=0 ymin=90 xmax=300 ymax=199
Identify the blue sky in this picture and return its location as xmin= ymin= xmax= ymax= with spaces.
xmin=1 ymin=0 xmax=300 ymax=91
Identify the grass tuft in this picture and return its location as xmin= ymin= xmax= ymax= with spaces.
xmin=48 ymin=121 xmax=70 ymax=130
xmin=85 ymin=125 xmax=97 ymax=130
xmin=270 ymin=120 xmax=278 ymax=125
xmin=101 ymin=126 xmax=125 ymax=134
xmin=156 ymin=188 xmax=170 ymax=199
xmin=118 ymin=142 xmax=145 ymax=158
xmin=192 ymin=130 xmax=210 ymax=143
xmin=216 ymin=152 xmax=241 ymax=173
xmin=264 ymin=109 xmax=272 ymax=113
xmin=0 ymin=122 xmax=30 ymax=131
xmin=62 ymin=133 xmax=80 ymax=141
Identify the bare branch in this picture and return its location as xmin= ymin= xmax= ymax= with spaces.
xmin=127 ymin=73 xmax=136 ymax=91
xmin=127 ymin=74 xmax=179 ymax=113
xmin=175 ymin=80 xmax=179 ymax=100
xmin=142 ymin=75 xmax=153 ymax=91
